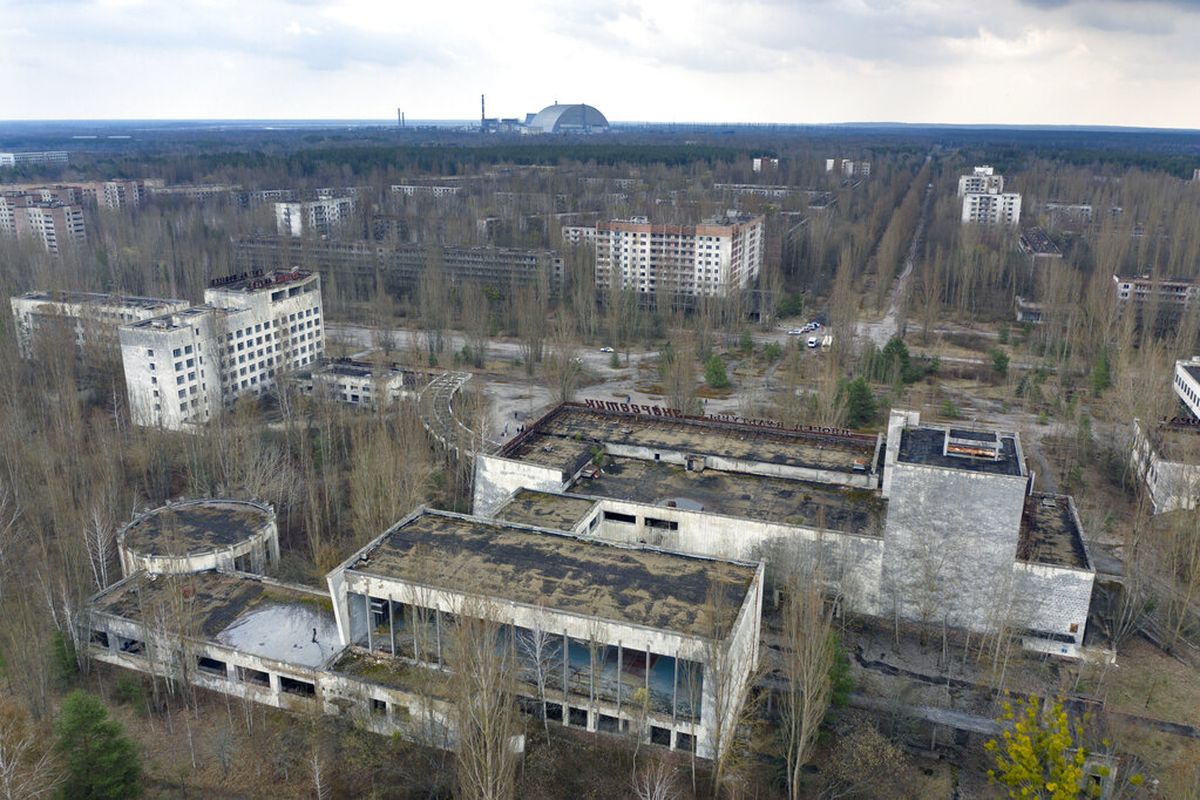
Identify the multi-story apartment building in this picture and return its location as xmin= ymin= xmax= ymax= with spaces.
xmin=235 ymin=235 xmax=564 ymax=298
xmin=751 ymin=157 xmax=779 ymax=173
xmin=961 ymin=189 xmax=1022 ymax=225
xmin=11 ymin=291 xmax=189 ymax=359
xmin=0 ymin=151 xmax=69 ymax=168
xmin=1112 ymin=272 xmax=1200 ymax=334
xmin=825 ymin=158 xmax=870 ymax=178
xmin=1130 ymin=358 xmax=1200 ymax=513
xmin=589 ymin=213 xmax=765 ymax=298
xmin=0 ymin=193 xmax=87 ymax=253
xmin=561 ymin=225 xmax=599 ymax=246
xmin=120 ymin=269 xmax=325 ymax=430
xmin=275 ymin=196 xmax=356 ymax=237
xmin=958 ymin=166 xmax=1005 ymax=197
xmin=390 ymin=185 xmax=462 ymax=197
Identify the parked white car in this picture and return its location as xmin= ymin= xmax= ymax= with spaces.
xmin=807 ymin=337 xmax=819 ymax=348
xmin=599 ymin=346 xmax=615 ymax=353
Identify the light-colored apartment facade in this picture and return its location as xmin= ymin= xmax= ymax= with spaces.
xmin=120 ymin=269 xmax=325 ymax=430
xmin=590 ymin=213 xmax=765 ymax=298
xmin=0 ymin=193 xmax=86 ymax=253
xmin=0 ymin=151 xmax=69 ymax=167
xmin=958 ymin=166 xmax=1005 ymax=197
xmin=962 ymin=189 xmax=1022 ymax=225
xmin=275 ymin=196 xmax=356 ymax=237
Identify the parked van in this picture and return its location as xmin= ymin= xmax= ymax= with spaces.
xmin=806 ymin=336 xmax=819 ymax=348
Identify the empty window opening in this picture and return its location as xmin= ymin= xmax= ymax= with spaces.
xmin=645 ymin=517 xmax=678 ymax=531
xmin=116 ymin=636 xmax=144 ymax=655
xmin=90 ymin=630 xmax=110 ymax=649
xmin=280 ymin=676 xmax=316 ymax=697
xmin=544 ymin=703 xmax=564 ymax=723
xmin=603 ymin=511 xmax=636 ymax=525
xmin=234 ymin=553 xmax=252 ymax=572
xmin=568 ymin=706 xmax=588 ymax=728
xmin=238 ymin=666 xmax=270 ymax=687
xmin=597 ymin=714 xmax=620 ymax=733
xmin=197 ymin=656 xmax=227 ymax=677
xmin=370 ymin=698 xmax=387 ymax=716
xmin=650 ymin=726 xmax=672 ymax=746
xmin=676 ymin=732 xmax=696 ymax=752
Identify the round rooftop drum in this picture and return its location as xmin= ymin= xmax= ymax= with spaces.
xmin=118 ymin=498 xmax=279 ymax=577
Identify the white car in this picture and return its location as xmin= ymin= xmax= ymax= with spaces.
xmin=807 ymin=337 xmax=819 ymax=348
xmin=787 ymin=329 xmax=805 ymax=335
xmin=599 ymin=346 xmax=615 ymax=353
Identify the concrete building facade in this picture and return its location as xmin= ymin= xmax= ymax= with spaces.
xmin=275 ymin=196 xmax=356 ymax=237
xmin=473 ymin=403 xmax=1096 ymax=656
xmin=11 ymin=291 xmax=189 ymax=359
xmin=120 ymin=269 xmax=324 ymax=430
xmin=0 ymin=193 xmax=86 ymax=253
xmin=0 ymin=151 xmax=68 ymax=167
xmin=962 ymin=189 xmax=1022 ymax=225
xmin=295 ymin=358 xmax=436 ymax=407
xmin=591 ymin=213 xmax=765 ymax=298
xmin=958 ymin=166 xmax=1005 ymax=197
xmin=118 ymin=498 xmax=280 ymax=577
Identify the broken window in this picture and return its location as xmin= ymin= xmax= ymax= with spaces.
xmin=279 ymin=676 xmax=316 ymax=697
xmin=89 ymin=630 xmax=110 ymax=649
xmin=650 ymin=726 xmax=671 ymax=746
xmin=370 ymin=698 xmax=387 ymax=716
xmin=597 ymin=713 xmax=620 ymax=733
xmin=645 ymin=517 xmax=678 ymax=531
xmin=675 ymin=731 xmax=696 ymax=752
xmin=237 ymin=666 xmax=270 ymax=687
xmin=567 ymin=706 xmax=588 ymax=728
xmin=196 ymin=656 xmax=227 ymax=677
xmin=603 ymin=510 xmax=636 ymax=525
xmin=116 ymin=636 xmax=144 ymax=656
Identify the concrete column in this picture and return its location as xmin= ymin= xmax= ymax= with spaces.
xmin=364 ymin=594 xmax=372 ymax=651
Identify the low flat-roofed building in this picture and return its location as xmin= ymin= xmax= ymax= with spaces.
xmin=11 ymin=290 xmax=189 ymax=359
xmin=118 ymin=498 xmax=280 ymax=577
xmin=295 ymin=358 xmax=438 ymax=407
xmin=478 ymin=403 xmax=1096 ymax=655
xmin=0 ymin=150 xmax=68 ymax=167
xmin=327 ymin=507 xmax=763 ymax=759
xmin=1173 ymin=357 xmax=1200 ymax=420
xmin=1131 ymin=416 xmax=1200 ymax=514
xmin=1019 ymin=228 xmax=1062 ymax=258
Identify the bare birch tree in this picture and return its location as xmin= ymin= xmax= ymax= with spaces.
xmin=780 ymin=569 xmax=836 ymax=800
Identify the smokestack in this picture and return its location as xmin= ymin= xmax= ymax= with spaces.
xmin=481 ymin=93 xmax=486 ymax=128
xmin=397 ymin=107 xmax=402 ymax=127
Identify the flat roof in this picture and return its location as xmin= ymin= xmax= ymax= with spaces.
xmin=349 ymin=510 xmax=756 ymax=638
xmin=568 ymin=458 xmax=886 ymax=537
xmin=92 ymin=571 xmax=338 ymax=668
xmin=16 ymin=291 xmax=185 ymax=310
xmin=126 ymin=305 xmax=220 ymax=331
xmin=1017 ymin=494 xmax=1089 ymax=570
xmin=501 ymin=403 xmax=877 ymax=477
xmin=208 ymin=269 xmax=316 ymax=294
xmin=1181 ymin=363 xmax=1200 ymax=384
xmin=1147 ymin=418 xmax=1200 ymax=461
xmin=897 ymin=427 xmax=1023 ymax=476
xmin=121 ymin=499 xmax=272 ymax=557
xmin=493 ymin=489 xmax=597 ymax=531
xmin=329 ymin=648 xmax=452 ymax=700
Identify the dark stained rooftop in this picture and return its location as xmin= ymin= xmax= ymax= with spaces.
xmin=1017 ymin=494 xmax=1090 ymax=570
xmin=493 ymin=489 xmax=597 ymax=531
xmin=120 ymin=499 xmax=272 ymax=557
xmin=568 ymin=458 xmax=886 ymax=537
xmin=1182 ymin=363 xmax=1200 ymax=385
xmin=501 ymin=403 xmax=878 ymax=477
xmin=349 ymin=510 xmax=756 ymax=639
xmin=897 ymin=427 xmax=1024 ymax=476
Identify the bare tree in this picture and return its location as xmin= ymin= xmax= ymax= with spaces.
xmin=0 ymin=699 xmax=59 ymax=800
xmin=631 ymin=757 xmax=678 ymax=800
xmin=83 ymin=498 xmax=116 ymax=592
xmin=450 ymin=600 xmax=519 ymax=800
xmin=516 ymin=610 xmax=556 ymax=740
xmin=780 ymin=568 xmax=836 ymax=800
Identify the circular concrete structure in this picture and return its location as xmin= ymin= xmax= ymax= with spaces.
xmin=526 ymin=103 xmax=609 ymax=134
xmin=118 ymin=498 xmax=279 ymax=577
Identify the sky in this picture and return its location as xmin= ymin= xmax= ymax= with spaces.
xmin=2 ymin=0 xmax=1200 ymax=127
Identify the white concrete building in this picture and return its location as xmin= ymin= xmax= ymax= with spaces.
xmin=118 ymin=498 xmax=280 ymax=577
xmin=327 ymin=507 xmax=763 ymax=759
xmin=1174 ymin=358 xmax=1200 ymax=420
xmin=825 ymin=158 xmax=870 ymax=177
xmin=752 ymin=157 xmax=779 ymax=173
xmin=296 ymin=358 xmax=436 ymax=407
xmin=0 ymin=151 xmax=68 ymax=167
xmin=591 ymin=213 xmax=765 ymax=298
xmin=474 ymin=403 xmax=1095 ymax=656
xmin=561 ymin=225 xmax=599 ymax=246
xmin=390 ymin=184 xmax=461 ymax=197
xmin=962 ymin=189 xmax=1022 ymax=225
xmin=1131 ymin=418 xmax=1200 ymax=514
xmin=275 ymin=196 xmax=355 ymax=237
xmin=0 ymin=193 xmax=86 ymax=253
xmin=11 ymin=291 xmax=189 ymax=359
xmin=120 ymin=269 xmax=325 ymax=430
xmin=958 ymin=166 xmax=1005 ymax=196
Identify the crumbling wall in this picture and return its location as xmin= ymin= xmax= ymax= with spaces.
xmin=472 ymin=455 xmax=566 ymax=516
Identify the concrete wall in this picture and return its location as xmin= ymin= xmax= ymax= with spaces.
xmin=581 ymin=496 xmax=886 ymax=616
xmin=1009 ymin=561 xmax=1094 ymax=646
xmin=602 ymin=442 xmax=878 ymax=490
xmin=1131 ymin=418 xmax=1200 ymax=514
xmin=473 ymin=454 xmax=567 ymax=516
xmin=880 ymin=461 xmax=1027 ymax=632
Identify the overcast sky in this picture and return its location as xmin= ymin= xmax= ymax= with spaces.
xmin=3 ymin=0 xmax=1200 ymax=127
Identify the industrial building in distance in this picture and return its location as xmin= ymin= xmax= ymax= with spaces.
xmin=480 ymin=98 xmax=610 ymax=135
xmin=0 ymin=150 xmax=69 ymax=167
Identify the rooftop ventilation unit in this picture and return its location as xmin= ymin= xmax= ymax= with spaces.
xmin=943 ymin=428 xmax=1001 ymax=461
